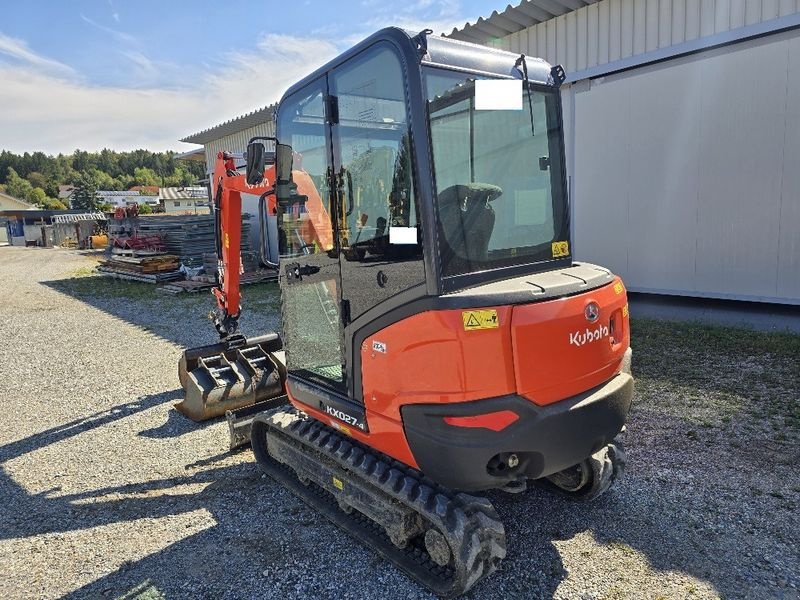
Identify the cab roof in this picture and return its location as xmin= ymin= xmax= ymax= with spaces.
xmin=279 ymin=27 xmax=557 ymax=106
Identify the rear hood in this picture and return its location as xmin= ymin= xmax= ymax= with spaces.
xmin=511 ymin=277 xmax=630 ymax=405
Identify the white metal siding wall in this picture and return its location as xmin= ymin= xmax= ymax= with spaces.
xmin=203 ymin=121 xmax=275 ymax=172
xmin=478 ymin=0 xmax=800 ymax=303
xmin=572 ymin=31 xmax=800 ymax=303
xmin=492 ymin=0 xmax=800 ymax=72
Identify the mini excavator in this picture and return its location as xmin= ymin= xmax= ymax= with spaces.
xmin=178 ymin=28 xmax=633 ymax=597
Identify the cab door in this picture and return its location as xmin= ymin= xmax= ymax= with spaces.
xmin=328 ymin=43 xmax=426 ymax=400
xmin=275 ymin=78 xmax=346 ymax=395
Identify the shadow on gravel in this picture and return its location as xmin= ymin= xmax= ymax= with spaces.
xmin=20 ymin=461 xmax=762 ymax=600
xmin=3 ymin=429 xmax=790 ymax=600
xmin=0 ymin=389 xmax=216 ymax=541
xmin=138 ymin=404 xmax=217 ymax=440
xmin=0 ymin=391 xmax=179 ymax=465
xmin=40 ymin=276 xmax=281 ymax=350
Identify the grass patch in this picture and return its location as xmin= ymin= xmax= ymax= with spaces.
xmin=69 ymin=265 xmax=97 ymax=278
xmin=632 ymin=317 xmax=800 ymax=358
xmin=631 ymin=318 xmax=800 ymax=434
xmin=46 ymin=275 xmax=158 ymax=300
xmin=241 ymin=282 xmax=281 ymax=310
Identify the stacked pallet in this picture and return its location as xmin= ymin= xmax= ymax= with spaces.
xmin=158 ymin=270 xmax=278 ymax=294
xmin=98 ymin=255 xmax=183 ymax=283
xmin=202 ymin=251 xmax=259 ymax=274
xmin=135 ymin=215 xmax=252 ymax=268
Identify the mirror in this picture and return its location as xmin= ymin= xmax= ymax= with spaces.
xmin=246 ymin=142 xmax=266 ymax=185
xmin=275 ymin=143 xmax=293 ymax=184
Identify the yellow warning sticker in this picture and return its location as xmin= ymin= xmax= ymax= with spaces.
xmin=332 ymin=476 xmax=344 ymax=491
xmin=552 ymin=240 xmax=570 ymax=258
xmin=614 ymin=281 xmax=624 ymax=295
xmin=622 ymin=304 xmax=629 ymax=318
xmin=462 ymin=309 xmax=499 ymax=331
xmin=224 ymin=233 xmax=230 ymax=249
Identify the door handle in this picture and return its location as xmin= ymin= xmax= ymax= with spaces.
xmin=285 ymin=262 xmax=320 ymax=283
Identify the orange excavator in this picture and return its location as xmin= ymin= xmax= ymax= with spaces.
xmin=178 ymin=28 xmax=633 ymax=597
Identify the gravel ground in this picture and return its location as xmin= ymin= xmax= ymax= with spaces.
xmin=0 ymin=246 xmax=798 ymax=600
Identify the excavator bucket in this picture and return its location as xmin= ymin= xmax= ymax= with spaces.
xmin=175 ymin=334 xmax=287 ymax=421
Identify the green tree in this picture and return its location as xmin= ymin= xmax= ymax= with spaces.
xmin=27 ymin=187 xmax=47 ymax=206
xmin=0 ymin=149 xmax=207 ymax=200
xmin=133 ymin=167 xmax=159 ymax=187
xmin=40 ymin=197 xmax=67 ymax=210
xmin=90 ymin=168 xmax=122 ymax=191
xmin=26 ymin=171 xmax=47 ymax=190
xmin=5 ymin=167 xmax=34 ymax=200
xmin=72 ymin=171 xmax=99 ymax=210
xmin=138 ymin=203 xmax=154 ymax=214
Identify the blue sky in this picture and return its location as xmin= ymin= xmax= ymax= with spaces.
xmin=0 ymin=0 xmax=501 ymax=154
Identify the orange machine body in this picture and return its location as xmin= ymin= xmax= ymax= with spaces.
xmin=287 ymin=277 xmax=630 ymax=472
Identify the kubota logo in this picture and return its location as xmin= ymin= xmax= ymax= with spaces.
xmin=585 ymin=302 xmax=600 ymax=322
xmin=570 ymin=325 xmax=609 ymax=347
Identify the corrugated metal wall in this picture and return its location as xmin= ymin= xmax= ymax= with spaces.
xmin=479 ymin=0 xmax=800 ymax=303
xmin=491 ymin=0 xmax=800 ymax=72
xmin=203 ymin=121 xmax=275 ymax=172
xmin=570 ymin=31 xmax=800 ymax=303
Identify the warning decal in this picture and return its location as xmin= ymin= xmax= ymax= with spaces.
xmin=462 ymin=309 xmax=499 ymax=331
xmin=622 ymin=304 xmax=629 ymax=318
xmin=614 ymin=281 xmax=624 ymax=295
xmin=332 ymin=476 xmax=344 ymax=491
xmin=552 ymin=240 xmax=570 ymax=258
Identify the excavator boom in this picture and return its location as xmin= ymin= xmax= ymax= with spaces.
xmin=210 ymin=150 xmax=275 ymax=338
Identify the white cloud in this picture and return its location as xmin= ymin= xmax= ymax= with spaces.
xmin=0 ymin=0 xmax=484 ymax=156
xmin=0 ymin=33 xmax=339 ymax=155
xmin=0 ymin=33 xmax=76 ymax=77
xmin=359 ymin=0 xmax=469 ymax=36
xmin=108 ymin=0 xmax=120 ymax=22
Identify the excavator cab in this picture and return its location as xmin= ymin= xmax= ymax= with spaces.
xmin=224 ymin=28 xmax=631 ymax=596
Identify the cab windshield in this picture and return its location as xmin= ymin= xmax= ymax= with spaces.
xmin=424 ymin=68 xmax=569 ymax=279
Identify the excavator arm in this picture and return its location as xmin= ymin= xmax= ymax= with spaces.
xmin=210 ymin=146 xmax=333 ymax=339
xmin=210 ymin=150 xmax=276 ymax=339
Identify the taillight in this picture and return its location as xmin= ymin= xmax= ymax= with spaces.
xmin=609 ymin=306 xmax=626 ymax=346
xmin=443 ymin=410 xmax=519 ymax=432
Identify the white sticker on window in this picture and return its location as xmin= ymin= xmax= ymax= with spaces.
xmin=389 ymin=226 xmax=417 ymax=245
xmin=475 ymin=79 xmax=523 ymax=110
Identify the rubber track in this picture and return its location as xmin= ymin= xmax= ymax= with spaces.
xmin=251 ymin=408 xmax=506 ymax=598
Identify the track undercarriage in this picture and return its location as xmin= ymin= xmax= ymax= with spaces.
xmin=250 ymin=407 xmax=507 ymax=598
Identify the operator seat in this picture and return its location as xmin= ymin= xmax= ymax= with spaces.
xmin=437 ymin=183 xmax=502 ymax=274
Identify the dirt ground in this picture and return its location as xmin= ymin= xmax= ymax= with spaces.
xmin=0 ymin=246 xmax=798 ymax=599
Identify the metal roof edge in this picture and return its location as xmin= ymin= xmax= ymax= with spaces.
xmin=446 ymin=0 xmax=591 ymax=44
xmin=181 ymin=104 xmax=276 ymax=144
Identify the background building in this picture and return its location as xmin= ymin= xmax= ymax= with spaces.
xmin=0 ymin=192 xmax=34 ymax=244
xmin=181 ymin=106 xmax=276 ymax=256
xmin=181 ymin=105 xmax=275 ymax=173
xmin=449 ymin=0 xmax=800 ymax=305
xmin=0 ymin=191 xmax=35 ymax=211
xmin=160 ymin=187 xmax=211 ymax=214
xmin=1 ymin=210 xmax=105 ymax=247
